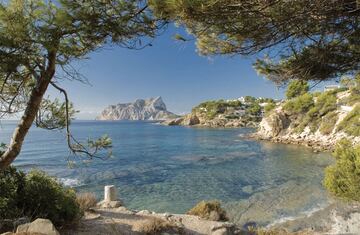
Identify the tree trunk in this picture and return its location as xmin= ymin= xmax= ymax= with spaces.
xmin=0 ymin=52 xmax=56 ymax=170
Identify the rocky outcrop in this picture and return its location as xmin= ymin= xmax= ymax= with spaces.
xmin=164 ymin=113 xmax=259 ymax=128
xmin=97 ymin=97 xmax=178 ymax=121
xmin=254 ymin=105 xmax=360 ymax=151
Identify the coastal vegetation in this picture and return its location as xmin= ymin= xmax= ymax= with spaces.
xmin=187 ymin=200 xmax=228 ymax=222
xmin=285 ymin=80 xmax=309 ymax=99
xmin=324 ymin=139 xmax=360 ymax=202
xmin=337 ymin=104 xmax=360 ymax=136
xmin=266 ymin=76 xmax=360 ymax=136
xmin=192 ymin=97 xmax=272 ymax=125
xmin=0 ymin=167 xmax=81 ymax=228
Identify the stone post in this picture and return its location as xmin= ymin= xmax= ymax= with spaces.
xmin=98 ymin=185 xmax=122 ymax=208
xmin=104 ymin=185 xmax=117 ymax=202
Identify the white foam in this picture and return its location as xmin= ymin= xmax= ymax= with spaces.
xmin=267 ymin=205 xmax=327 ymax=228
xmin=58 ymin=178 xmax=81 ymax=187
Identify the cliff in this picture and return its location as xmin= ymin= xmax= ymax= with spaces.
xmin=97 ymin=97 xmax=178 ymax=121
xmin=254 ymin=89 xmax=360 ymax=151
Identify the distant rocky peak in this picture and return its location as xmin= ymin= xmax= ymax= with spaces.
xmin=97 ymin=97 xmax=177 ymax=121
xmin=151 ymin=96 xmax=166 ymax=111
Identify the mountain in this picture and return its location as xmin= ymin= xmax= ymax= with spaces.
xmin=97 ymin=97 xmax=178 ymax=121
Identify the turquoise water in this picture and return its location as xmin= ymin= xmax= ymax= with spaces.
xmin=0 ymin=121 xmax=333 ymax=226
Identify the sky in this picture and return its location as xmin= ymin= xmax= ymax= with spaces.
xmin=47 ymin=25 xmax=318 ymax=119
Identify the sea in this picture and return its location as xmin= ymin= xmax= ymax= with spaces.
xmin=0 ymin=120 xmax=334 ymax=226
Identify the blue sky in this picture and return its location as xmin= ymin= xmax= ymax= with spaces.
xmin=48 ymin=25 xmax=315 ymax=119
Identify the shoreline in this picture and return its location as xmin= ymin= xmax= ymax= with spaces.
xmin=247 ymin=132 xmax=334 ymax=152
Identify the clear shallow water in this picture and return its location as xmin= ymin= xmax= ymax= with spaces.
xmin=0 ymin=121 xmax=333 ymax=226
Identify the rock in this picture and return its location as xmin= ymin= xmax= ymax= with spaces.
xmin=97 ymin=97 xmax=178 ymax=120
xmin=0 ymin=232 xmax=13 ymax=235
xmin=208 ymin=211 xmax=221 ymax=221
xmin=183 ymin=115 xmax=200 ymax=126
xmin=13 ymin=217 xmax=30 ymax=228
xmin=16 ymin=218 xmax=59 ymax=235
xmin=97 ymin=200 xmax=122 ymax=208
xmin=242 ymin=185 xmax=253 ymax=194
xmin=136 ymin=210 xmax=152 ymax=215
xmin=211 ymin=228 xmax=228 ymax=235
xmin=163 ymin=117 xmax=184 ymax=126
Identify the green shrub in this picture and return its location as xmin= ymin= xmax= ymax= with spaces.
xmin=24 ymin=170 xmax=82 ymax=226
xmin=264 ymin=102 xmax=276 ymax=114
xmin=247 ymin=103 xmax=262 ymax=116
xmin=342 ymin=87 xmax=360 ymax=106
xmin=315 ymin=91 xmax=338 ymax=115
xmin=290 ymin=91 xmax=338 ymax=133
xmin=0 ymin=166 xmax=25 ymax=219
xmin=193 ymin=100 xmax=227 ymax=119
xmin=319 ymin=112 xmax=338 ymax=135
xmin=187 ymin=200 xmax=228 ymax=221
xmin=324 ymin=139 xmax=360 ymax=201
xmin=286 ymin=80 xmax=309 ymax=99
xmin=337 ymin=104 xmax=360 ymax=136
xmin=0 ymin=167 xmax=81 ymax=227
xmin=283 ymin=93 xmax=314 ymax=114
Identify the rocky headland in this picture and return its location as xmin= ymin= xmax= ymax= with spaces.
xmin=163 ymin=97 xmax=273 ymax=128
xmin=97 ymin=97 xmax=178 ymax=121
xmin=252 ymin=89 xmax=360 ymax=151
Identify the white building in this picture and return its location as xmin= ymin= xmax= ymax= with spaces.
xmin=324 ymin=85 xmax=341 ymax=92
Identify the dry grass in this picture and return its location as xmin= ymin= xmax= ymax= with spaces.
xmin=247 ymin=227 xmax=314 ymax=235
xmin=76 ymin=192 xmax=98 ymax=212
xmin=187 ymin=200 xmax=228 ymax=221
xmin=132 ymin=217 xmax=181 ymax=235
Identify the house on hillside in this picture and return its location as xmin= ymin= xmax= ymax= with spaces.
xmin=324 ymin=85 xmax=341 ymax=92
xmin=234 ymin=109 xmax=246 ymax=116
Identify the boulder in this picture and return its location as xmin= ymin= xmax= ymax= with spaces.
xmin=16 ymin=218 xmax=59 ymax=235
xmin=183 ymin=115 xmax=200 ymax=126
xmin=164 ymin=117 xmax=184 ymax=126
xmin=97 ymin=200 xmax=122 ymax=209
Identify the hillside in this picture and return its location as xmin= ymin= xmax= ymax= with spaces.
xmin=97 ymin=97 xmax=178 ymax=121
xmin=254 ymin=88 xmax=360 ymax=151
xmin=164 ymin=96 xmax=276 ymax=128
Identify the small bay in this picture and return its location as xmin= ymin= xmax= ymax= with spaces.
xmin=0 ymin=120 xmax=333 ymax=226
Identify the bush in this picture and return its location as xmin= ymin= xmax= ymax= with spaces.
xmin=264 ymin=102 xmax=276 ymax=115
xmin=0 ymin=167 xmax=81 ymax=227
xmin=187 ymin=200 xmax=228 ymax=221
xmin=319 ymin=112 xmax=338 ymax=135
xmin=0 ymin=166 xmax=25 ymax=219
xmin=290 ymin=91 xmax=338 ymax=133
xmin=247 ymin=103 xmax=262 ymax=116
xmin=24 ymin=170 xmax=82 ymax=226
xmin=337 ymin=104 xmax=360 ymax=136
xmin=76 ymin=192 xmax=97 ymax=212
xmin=133 ymin=217 xmax=183 ymax=235
xmin=286 ymin=80 xmax=309 ymax=99
xmin=283 ymin=93 xmax=314 ymax=114
xmin=324 ymin=139 xmax=360 ymax=201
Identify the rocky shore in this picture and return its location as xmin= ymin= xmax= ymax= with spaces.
xmin=251 ymin=132 xmax=340 ymax=152
xmin=3 ymin=184 xmax=360 ymax=235
xmin=163 ymin=114 xmax=259 ymax=128
xmin=252 ymin=102 xmax=360 ymax=152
